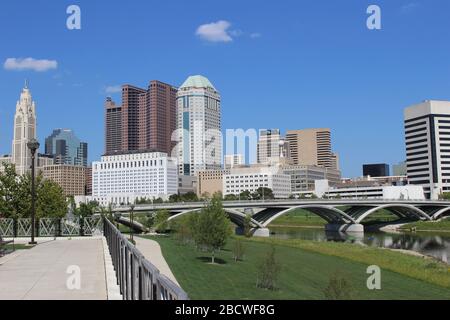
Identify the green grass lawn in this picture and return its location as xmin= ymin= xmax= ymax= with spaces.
xmin=146 ymin=235 xmax=450 ymax=300
xmin=400 ymin=218 xmax=450 ymax=232
xmin=268 ymin=209 xmax=327 ymax=227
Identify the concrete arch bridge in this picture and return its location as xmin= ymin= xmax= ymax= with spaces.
xmin=112 ymin=200 xmax=450 ymax=236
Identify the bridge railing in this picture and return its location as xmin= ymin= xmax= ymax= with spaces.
xmin=112 ymin=198 xmax=449 ymax=211
xmin=103 ymin=217 xmax=189 ymax=301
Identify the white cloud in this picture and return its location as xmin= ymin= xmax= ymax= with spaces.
xmin=4 ymin=57 xmax=58 ymax=72
xmin=196 ymin=20 xmax=233 ymax=43
xmin=105 ymin=85 xmax=122 ymax=94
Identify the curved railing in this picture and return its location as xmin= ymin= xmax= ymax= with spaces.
xmin=103 ymin=217 xmax=188 ymax=300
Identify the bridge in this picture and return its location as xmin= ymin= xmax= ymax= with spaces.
xmin=111 ymin=199 xmax=450 ymax=235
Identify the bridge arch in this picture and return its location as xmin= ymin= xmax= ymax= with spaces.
xmin=168 ymin=208 xmax=264 ymax=228
xmin=261 ymin=205 xmax=357 ymax=228
xmin=432 ymin=207 xmax=450 ymax=220
xmin=354 ymin=204 xmax=433 ymax=224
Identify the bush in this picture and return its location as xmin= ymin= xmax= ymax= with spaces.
xmin=323 ymin=272 xmax=354 ymax=300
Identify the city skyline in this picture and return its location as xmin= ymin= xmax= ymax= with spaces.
xmin=1 ymin=1 xmax=450 ymax=178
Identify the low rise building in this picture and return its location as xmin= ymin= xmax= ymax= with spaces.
xmin=313 ymin=180 xmax=425 ymax=200
xmin=282 ymin=165 xmax=341 ymax=193
xmin=92 ymin=151 xmax=178 ymax=206
xmin=197 ymin=169 xmax=230 ymax=197
xmin=223 ymin=165 xmax=291 ymax=199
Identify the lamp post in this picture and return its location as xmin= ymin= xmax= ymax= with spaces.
xmin=27 ymin=139 xmax=40 ymax=245
xmin=130 ymin=203 xmax=135 ymax=243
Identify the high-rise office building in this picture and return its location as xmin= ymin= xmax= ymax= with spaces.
xmin=106 ymin=81 xmax=177 ymax=155
xmin=393 ymin=161 xmax=407 ymax=177
xmin=177 ymin=75 xmax=222 ymax=176
xmin=286 ymin=128 xmax=337 ymax=169
xmin=363 ymin=164 xmax=390 ymax=177
xmin=257 ymin=129 xmax=283 ymax=164
xmin=139 ymin=80 xmax=177 ymax=155
xmin=45 ymin=129 xmax=88 ymax=167
xmin=404 ymin=100 xmax=450 ymax=199
xmin=11 ymin=82 xmax=37 ymax=175
xmin=105 ymin=97 xmax=122 ymax=155
xmin=121 ymin=85 xmax=147 ymax=152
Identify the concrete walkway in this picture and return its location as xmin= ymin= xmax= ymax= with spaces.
xmin=135 ymin=237 xmax=179 ymax=286
xmin=0 ymin=238 xmax=107 ymax=300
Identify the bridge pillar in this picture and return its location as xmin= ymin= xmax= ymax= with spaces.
xmin=325 ymin=223 xmax=364 ymax=233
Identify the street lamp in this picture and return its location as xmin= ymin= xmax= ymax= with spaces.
xmin=130 ymin=203 xmax=135 ymax=243
xmin=27 ymin=139 xmax=40 ymax=245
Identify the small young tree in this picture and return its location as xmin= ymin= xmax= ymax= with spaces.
xmin=243 ymin=213 xmax=252 ymax=238
xmin=323 ymin=272 xmax=354 ymax=300
xmin=256 ymin=245 xmax=281 ymax=291
xmin=191 ymin=195 xmax=232 ymax=264
xmin=232 ymin=238 xmax=246 ymax=262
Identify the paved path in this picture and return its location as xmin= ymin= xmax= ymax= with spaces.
xmin=135 ymin=237 xmax=179 ymax=285
xmin=0 ymin=238 xmax=107 ymax=300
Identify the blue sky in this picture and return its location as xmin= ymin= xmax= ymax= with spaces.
xmin=1 ymin=0 xmax=450 ymax=177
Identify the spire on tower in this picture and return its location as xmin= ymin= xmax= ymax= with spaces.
xmin=24 ymin=79 xmax=29 ymax=89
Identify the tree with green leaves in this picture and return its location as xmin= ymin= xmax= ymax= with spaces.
xmin=190 ymin=196 xmax=232 ymax=264
xmin=0 ymin=164 xmax=67 ymax=219
xmin=224 ymin=194 xmax=238 ymax=201
xmin=239 ymin=190 xmax=252 ymax=201
xmin=252 ymin=187 xmax=275 ymax=200
xmin=243 ymin=213 xmax=252 ymax=238
xmin=154 ymin=209 xmax=170 ymax=233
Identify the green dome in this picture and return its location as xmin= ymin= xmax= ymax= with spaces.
xmin=180 ymin=75 xmax=216 ymax=90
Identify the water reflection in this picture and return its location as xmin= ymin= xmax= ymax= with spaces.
xmin=270 ymin=227 xmax=450 ymax=264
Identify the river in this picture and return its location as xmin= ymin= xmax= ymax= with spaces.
xmin=270 ymin=227 xmax=450 ymax=264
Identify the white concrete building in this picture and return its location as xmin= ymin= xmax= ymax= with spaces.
xmin=92 ymin=152 xmax=178 ymax=206
xmin=176 ymin=75 xmax=222 ymax=177
xmin=404 ymin=100 xmax=450 ymax=199
xmin=313 ymin=180 xmax=425 ymax=200
xmin=223 ymin=166 xmax=291 ymax=199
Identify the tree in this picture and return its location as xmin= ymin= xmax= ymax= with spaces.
xmin=73 ymin=201 xmax=99 ymax=219
xmin=239 ymin=190 xmax=252 ymax=201
xmin=0 ymin=164 xmax=67 ymax=219
xmin=154 ymin=209 xmax=170 ymax=233
xmin=36 ymin=178 xmax=67 ymax=218
xmin=232 ymin=238 xmax=246 ymax=262
xmin=323 ymin=272 xmax=354 ymax=300
xmin=190 ymin=196 xmax=232 ymax=264
xmin=169 ymin=194 xmax=181 ymax=203
xmin=252 ymin=188 xmax=274 ymax=200
xmin=182 ymin=192 xmax=199 ymax=203
xmin=243 ymin=213 xmax=252 ymax=238
xmin=224 ymin=194 xmax=238 ymax=201
xmin=256 ymin=245 xmax=281 ymax=291
xmin=0 ymin=163 xmax=25 ymax=219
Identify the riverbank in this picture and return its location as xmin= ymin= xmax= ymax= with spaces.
xmin=147 ymin=235 xmax=450 ymax=300
xmin=398 ymin=219 xmax=450 ymax=233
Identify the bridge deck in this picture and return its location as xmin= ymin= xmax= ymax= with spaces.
xmin=0 ymin=238 xmax=107 ymax=300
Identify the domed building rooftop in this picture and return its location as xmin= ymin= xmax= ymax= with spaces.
xmin=180 ymin=75 xmax=216 ymax=90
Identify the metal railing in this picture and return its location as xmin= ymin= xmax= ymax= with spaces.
xmin=103 ymin=217 xmax=189 ymax=301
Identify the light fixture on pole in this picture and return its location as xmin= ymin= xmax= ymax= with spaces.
xmin=27 ymin=139 xmax=40 ymax=245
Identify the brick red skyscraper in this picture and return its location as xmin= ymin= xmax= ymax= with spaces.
xmin=106 ymin=81 xmax=177 ymax=155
